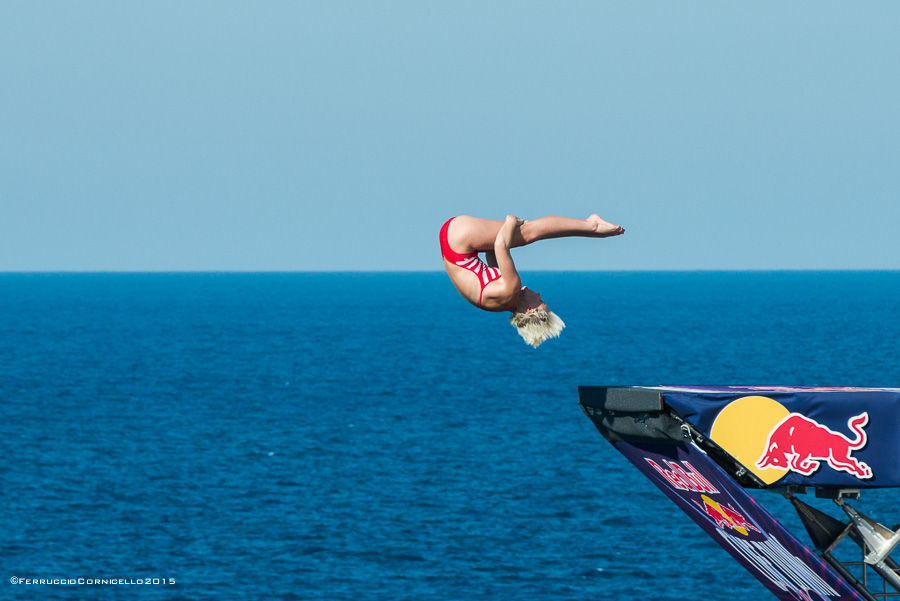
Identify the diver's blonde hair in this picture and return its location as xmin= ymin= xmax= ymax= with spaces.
xmin=509 ymin=310 xmax=566 ymax=348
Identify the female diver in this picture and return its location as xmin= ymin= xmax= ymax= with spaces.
xmin=439 ymin=214 xmax=624 ymax=347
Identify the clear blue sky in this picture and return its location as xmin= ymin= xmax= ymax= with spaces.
xmin=2 ymin=2 xmax=898 ymax=271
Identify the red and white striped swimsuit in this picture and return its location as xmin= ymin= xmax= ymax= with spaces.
xmin=439 ymin=217 xmax=502 ymax=307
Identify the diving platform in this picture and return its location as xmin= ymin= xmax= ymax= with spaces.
xmin=579 ymin=386 xmax=900 ymax=601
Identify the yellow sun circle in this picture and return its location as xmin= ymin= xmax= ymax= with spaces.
xmin=709 ymin=396 xmax=791 ymax=485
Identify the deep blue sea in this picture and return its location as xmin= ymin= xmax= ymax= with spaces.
xmin=2 ymin=272 xmax=900 ymax=601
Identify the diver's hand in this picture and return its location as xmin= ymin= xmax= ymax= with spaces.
xmin=496 ymin=215 xmax=522 ymax=248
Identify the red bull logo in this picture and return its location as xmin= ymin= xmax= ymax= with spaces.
xmin=694 ymin=494 xmax=760 ymax=537
xmin=645 ymin=459 xmax=720 ymax=494
xmin=755 ymin=412 xmax=873 ymax=479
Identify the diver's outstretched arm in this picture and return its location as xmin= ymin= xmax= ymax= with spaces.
xmin=493 ymin=216 xmax=522 ymax=287
xmin=481 ymin=216 xmax=522 ymax=307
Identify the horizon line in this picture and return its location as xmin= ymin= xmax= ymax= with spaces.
xmin=1 ymin=268 xmax=898 ymax=275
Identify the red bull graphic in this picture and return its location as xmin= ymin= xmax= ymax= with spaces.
xmin=657 ymin=386 xmax=900 ymax=488
xmin=695 ymin=494 xmax=761 ymax=537
xmin=755 ymin=412 xmax=872 ymax=479
xmin=611 ymin=440 xmax=865 ymax=600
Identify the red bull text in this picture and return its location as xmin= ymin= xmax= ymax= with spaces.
xmin=645 ymin=459 xmax=719 ymax=494
xmin=717 ymin=532 xmax=840 ymax=601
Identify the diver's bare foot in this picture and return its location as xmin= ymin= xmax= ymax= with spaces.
xmin=587 ymin=214 xmax=625 ymax=237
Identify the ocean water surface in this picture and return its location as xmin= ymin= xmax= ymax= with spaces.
xmin=2 ymin=271 xmax=899 ymax=600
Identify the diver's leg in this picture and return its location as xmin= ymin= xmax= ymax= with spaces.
xmin=446 ymin=216 xmax=506 ymax=253
xmin=448 ymin=214 xmax=624 ymax=253
xmin=518 ymin=215 xmax=624 ymax=245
